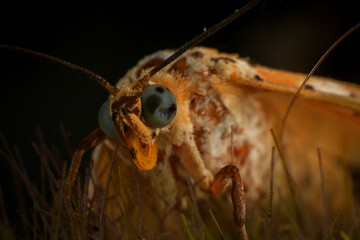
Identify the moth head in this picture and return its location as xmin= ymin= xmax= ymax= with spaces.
xmin=98 ymin=80 xmax=177 ymax=170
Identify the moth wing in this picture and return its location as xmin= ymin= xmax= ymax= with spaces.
xmin=253 ymin=66 xmax=360 ymax=112
xmin=209 ymin=47 xmax=360 ymax=157
xmin=202 ymin=47 xmax=360 ymax=227
xmin=204 ymin=47 xmax=360 ymax=111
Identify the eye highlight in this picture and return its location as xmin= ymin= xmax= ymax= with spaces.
xmin=141 ymin=84 xmax=177 ymax=128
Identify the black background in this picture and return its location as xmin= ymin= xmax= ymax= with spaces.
xmin=0 ymin=0 xmax=359 ymax=229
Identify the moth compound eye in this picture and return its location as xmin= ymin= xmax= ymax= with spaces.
xmin=141 ymin=84 xmax=177 ymax=128
xmin=98 ymin=99 xmax=119 ymax=140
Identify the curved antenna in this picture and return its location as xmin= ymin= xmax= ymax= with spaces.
xmin=278 ymin=22 xmax=360 ymax=143
xmin=135 ymin=0 xmax=262 ymax=89
xmin=1 ymin=0 xmax=261 ymax=94
xmin=0 ymin=44 xmax=119 ymax=96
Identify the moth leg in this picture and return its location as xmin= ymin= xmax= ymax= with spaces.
xmin=174 ymin=140 xmax=213 ymax=190
xmin=64 ymin=128 xmax=106 ymax=217
xmin=210 ymin=165 xmax=247 ymax=235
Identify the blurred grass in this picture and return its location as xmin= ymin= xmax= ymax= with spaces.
xmin=0 ymin=125 xmax=360 ymax=240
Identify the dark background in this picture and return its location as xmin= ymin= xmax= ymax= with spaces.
xmin=0 ymin=0 xmax=359 ymax=230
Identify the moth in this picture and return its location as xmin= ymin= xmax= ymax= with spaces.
xmin=85 ymin=47 xmax=360 ymax=238
xmin=1 ymin=1 xmax=359 ymax=239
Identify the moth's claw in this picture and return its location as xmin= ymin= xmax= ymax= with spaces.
xmin=210 ymin=165 xmax=246 ymax=231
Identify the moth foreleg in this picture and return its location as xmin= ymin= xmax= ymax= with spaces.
xmin=210 ymin=165 xmax=247 ymax=237
xmin=64 ymin=128 xmax=106 ymax=217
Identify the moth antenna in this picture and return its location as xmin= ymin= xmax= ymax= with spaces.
xmin=135 ymin=0 xmax=262 ymax=89
xmin=0 ymin=44 xmax=119 ymax=96
xmin=279 ymin=22 xmax=360 ymax=142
